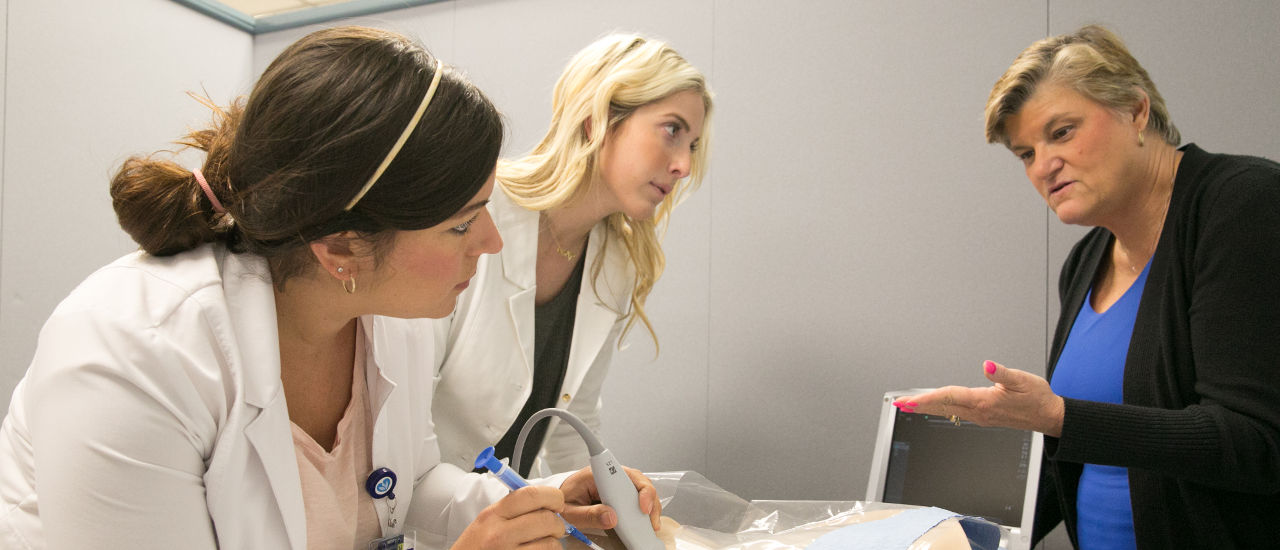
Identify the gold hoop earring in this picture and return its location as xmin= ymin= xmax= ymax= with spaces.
xmin=337 ymin=266 xmax=356 ymax=294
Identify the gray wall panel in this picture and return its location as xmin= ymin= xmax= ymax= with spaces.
xmin=0 ymin=0 xmax=252 ymax=412
xmin=707 ymin=0 xmax=1048 ymax=500
xmin=1 ymin=0 xmax=6 ymax=389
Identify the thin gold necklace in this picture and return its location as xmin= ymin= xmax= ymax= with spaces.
xmin=1126 ymin=191 xmax=1172 ymax=273
xmin=1125 ymin=149 xmax=1180 ymax=273
xmin=542 ymin=213 xmax=578 ymax=262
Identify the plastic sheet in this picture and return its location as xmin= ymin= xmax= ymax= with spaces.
xmin=573 ymin=471 xmax=998 ymax=550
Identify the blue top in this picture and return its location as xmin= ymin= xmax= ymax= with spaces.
xmin=1049 ymin=259 xmax=1150 ymax=550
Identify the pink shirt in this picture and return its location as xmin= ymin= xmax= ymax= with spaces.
xmin=291 ymin=328 xmax=383 ymax=550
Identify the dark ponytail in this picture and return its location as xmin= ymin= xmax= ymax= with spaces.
xmin=110 ymin=98 xmax=241 ymax=256
xmin=107 ymin=26 xmax=503 ymax=287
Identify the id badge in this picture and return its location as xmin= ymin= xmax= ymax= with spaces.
xmin=367 ymin=530 xmax=416 ymax=550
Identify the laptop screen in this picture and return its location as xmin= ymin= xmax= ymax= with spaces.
xmin=866 ymin=390 xmax=1042 ymax=550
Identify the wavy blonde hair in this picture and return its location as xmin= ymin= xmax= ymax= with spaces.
xmin=985 ymin=24 xmax=1179 ymax=147
xmin=499 ymin=33 xmax=713 ymax=350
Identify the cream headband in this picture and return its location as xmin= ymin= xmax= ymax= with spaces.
xmin=343 ymin=64 xmax=446 ymax=211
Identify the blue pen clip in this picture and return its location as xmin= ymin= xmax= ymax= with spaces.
xmin=475 ymin=447 xmax=605 ymax=550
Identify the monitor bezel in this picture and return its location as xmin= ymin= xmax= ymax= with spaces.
xmin=864 ymin=389 xmax=1043 ymax=550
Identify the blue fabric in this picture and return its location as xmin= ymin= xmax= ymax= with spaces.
xmin=957 ymin=516 xmax=1003 ymax=550
xmin=805 ymin=506 xmax=999 ymax=550
xmin=1049 ymin=259 xmax=1149 ymax=550
xmin=1075 ymin=464 xmax=1137 ymax=550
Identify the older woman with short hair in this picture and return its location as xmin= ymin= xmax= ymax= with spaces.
xmin=896 ymin=25 xmax=1280 ymax=549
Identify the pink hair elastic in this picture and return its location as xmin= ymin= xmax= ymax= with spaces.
xmin=193 ymin=168 xmax=226 ymax=214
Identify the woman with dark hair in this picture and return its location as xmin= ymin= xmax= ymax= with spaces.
xmin=0 ymin=26 xmax=658 ymax=550
xmin=896 ymin=25 xmax=1280 ymax=549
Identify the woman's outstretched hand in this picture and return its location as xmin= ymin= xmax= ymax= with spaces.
xmin=892 ymin=360 xmax=1065 ymax=437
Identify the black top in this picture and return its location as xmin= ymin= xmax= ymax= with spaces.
xmin=1034 ymin=144 xmax=1280 ymax=549
xmin=490 ymin=246 xmax=586 ymax=477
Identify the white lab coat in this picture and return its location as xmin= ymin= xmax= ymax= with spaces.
xmin=432 ymin=188 xmax=635 ymax=474
xmin=0 ymin=244 xmax=514 ymax=550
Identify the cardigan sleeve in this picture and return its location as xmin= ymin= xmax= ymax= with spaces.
xmin=1053 ymin=160 xmax=1280 ymax=493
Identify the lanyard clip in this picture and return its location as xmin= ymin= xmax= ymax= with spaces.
xmin=366 ymin=467 xmax=399 ymax=528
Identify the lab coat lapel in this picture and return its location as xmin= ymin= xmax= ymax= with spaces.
xmin=363 ymin=316 xmax=402 ymax=531
xmin=242 ymin=397 xmax=306 ymax=550
xmin=563 ymin=223 xmax=627 ymax=397
xmin=364 ymin=317 xmax=397 ymax=432
xmin=222 ymin=250 xmax=307 ymax=550
xmin=497 ymin=191 xmax=539 ymax=379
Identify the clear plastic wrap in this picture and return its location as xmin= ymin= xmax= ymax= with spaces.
xmin=573 ymin=471 xmax=998 ymax=550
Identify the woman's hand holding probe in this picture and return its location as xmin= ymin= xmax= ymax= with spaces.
xmin=893 ymin=360 xmax=1066 ymax=437
xmin=560 ymin=466 xmax=664 ymax=533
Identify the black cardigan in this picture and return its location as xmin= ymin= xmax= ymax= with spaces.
xmin=1032 ymin=144 xmax=1280 ymax=549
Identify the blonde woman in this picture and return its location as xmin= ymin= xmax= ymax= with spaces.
xmin=432 ymin=33 xmax=712 ymax=477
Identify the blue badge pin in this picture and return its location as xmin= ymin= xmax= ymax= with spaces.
xmin=367 ymin=467 xmax=399 ymax=528
xmin=366 ymin=467 xmax=397 ymax=500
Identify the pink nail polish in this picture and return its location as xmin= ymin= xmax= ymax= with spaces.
xmin=984 ymin=361 xmax=997 ymax=374
xmin=907 ymin=402 xmax=918 ymax=407
xmin=901 ymin=407 xmax=916 ymax=413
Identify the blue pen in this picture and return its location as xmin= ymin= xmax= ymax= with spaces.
xmin=475 ymin=446 xmax=606 ymax=550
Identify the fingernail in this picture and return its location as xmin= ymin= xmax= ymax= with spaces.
xmin=906 ymin=402 xmax=918 ymax=407
xmin=901 ymin=407 xmax=916 ymax=413
xmin=984 ymin=361 xmax=997 ymax=374
xmin=892 ymin=402 xmax=904 ymax=409
xmin=603 ymin=510 xmax=617 ymax=527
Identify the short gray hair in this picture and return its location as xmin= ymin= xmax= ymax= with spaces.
xmin=984 ymin=25 xmax=1179 ymax=147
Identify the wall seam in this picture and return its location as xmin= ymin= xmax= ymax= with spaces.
xmin=1044 ymin=1 xmax=1052 ymax=369
xmin=704 ymin=0 xmax=715 ymax=476
xmin=1 ymin=0 xmax=8 ymax=328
